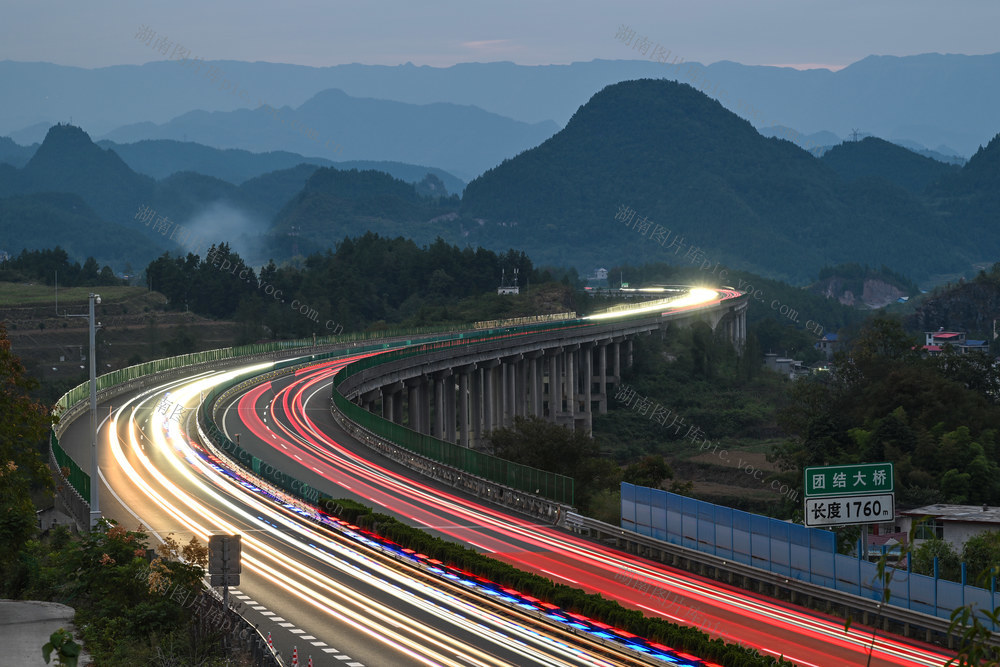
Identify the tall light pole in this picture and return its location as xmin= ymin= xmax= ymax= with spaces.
xmin=62 ymin=292 xmax=102 ymax=530
xmin=88 ymin=293 xmax=101 ymax=529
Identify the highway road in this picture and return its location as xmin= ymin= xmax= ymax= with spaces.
xmin=215 ymin=350 xmax=956 ymax=667
xmin=59 ymin=289 xmax=956 ymax=667
xmin=65 ymin=363 xmax=664 ymax=667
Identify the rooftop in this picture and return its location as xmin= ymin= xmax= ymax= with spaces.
xmin=900 ymin=504 xmax=1000 ymax=524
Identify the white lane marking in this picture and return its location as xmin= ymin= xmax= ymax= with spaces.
xmin=277 ymin=622 xmax=295 ymax=628
xmin=542 ymin=568 xmax=579 ymax=585
xmin=252 ymin=606 xmax=266 ymax=610
xmin=301 ymin=635 xmax=316 ymax=640
xmin=260 ymin=611 xmax=275 ymax=616
xmin=290 ymin=629 xmax=305 ymax=634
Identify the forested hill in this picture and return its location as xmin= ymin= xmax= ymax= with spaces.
xmin=7 ymin=123 xmax=156 ymax=225
xmin=270 ymin=167 xmax=460 ymax=251
xmin=820 ymin=136 xmax=960 ymax=194
xmin=907 ymin=262 xmax=1000 ymax=341
xmin=458 ymin=79 xmax=995 ymax=283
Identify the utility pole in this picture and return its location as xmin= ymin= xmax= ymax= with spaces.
xmin=61 ymin=292 xmax=102 ymax=529
xmin=88 ymin=293 xmax=101 ymax=529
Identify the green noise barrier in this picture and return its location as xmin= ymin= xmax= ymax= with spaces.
xmin=332 ymin=322 xmax=581 ymax=506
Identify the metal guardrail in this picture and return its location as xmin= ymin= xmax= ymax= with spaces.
xmin=48 ymin=325 xmax=463 ymax=504
xmin=570 ymin=515 xmax=1000 ymax=651
xmin=329 ymin=400 xmax=572 ymax=522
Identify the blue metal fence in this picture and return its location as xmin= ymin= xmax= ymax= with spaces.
xmin=621 ymin=483 xmax=1000 ymax=621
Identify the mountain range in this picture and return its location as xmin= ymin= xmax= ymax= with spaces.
xmin=3 ymin=79 xmax=998 ymax=286
xmin=3 ymin=53 xmax=999 ymax=158
xmin=0 ymin=124 xmax=459 ymax=268
xmin=98 ymin=89 xmax=556 ymax=182
xmin=455 ymin=79 xmax=999 ymax=282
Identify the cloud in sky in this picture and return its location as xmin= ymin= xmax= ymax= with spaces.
xmin=763 ymin=63 xmax=849 ymax=72
xmin=461 ymin=40 xmax=513 ymax=50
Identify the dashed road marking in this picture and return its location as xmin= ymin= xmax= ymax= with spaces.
xmin=227 ymin=593 xmax=364 ymax=664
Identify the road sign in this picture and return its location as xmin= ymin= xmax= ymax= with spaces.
xmin=210 ymin=572 xmax=242 ymax=587
xmin=804 ymin=463 xmax=893 ymax=498
xmin=805 ymin=493 xmax=895 ymax=527
xmin=209 ymin=534 xmax=241 ymax=588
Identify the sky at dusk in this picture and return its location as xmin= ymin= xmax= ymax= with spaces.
xmin=2 ymin=0 xmax=998 ymax=71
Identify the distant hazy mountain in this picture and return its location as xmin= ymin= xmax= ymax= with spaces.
xmin=0 ymin=124 xmax=466 ymax=269
xmin=99 ymin=89 xmax=556 ymax=181
xmin=759 ymin=126 xmax=968 ymax=165
xmin=820 ymin=137 xmax=960 ymax=194
xmin=3 ymin=54 xmax=1000 ymax=156
xmin=0 ymin=137 xmax=37 ymax=168
xmin=91 ymin=139 xmax=465 ymax=193
xmin=458 ymin=79 xmax=994 ymax=282
xmin=759 ymin=125 xmax=842 ymax=154
xmin=890 ymin=139 xmax=966 ymax=166
xmin=9 ymin=121 xmax=53 ymax=146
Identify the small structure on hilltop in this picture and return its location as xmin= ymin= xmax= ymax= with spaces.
xmin=497 ymin=267 xmax=520 ymax=295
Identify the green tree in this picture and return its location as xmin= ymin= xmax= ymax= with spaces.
xmin=961 ymin=531 xmax=1000 ymax=583
xmin=0 ymin=323 xmax=55 ymax=584
xmin=836 ymin=316 xmax=919 ymax=386
xmin=623 ymin=455 xmax=672 ymax=488
xmin=911 ymin=538 xmax=961 ymax=581
xmin=488 ymin=416 xmax=620 ymax=512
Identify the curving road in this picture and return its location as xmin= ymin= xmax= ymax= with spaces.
xmin=70 ymin=363 xmax=663 ymax=667
xmin=61 ymin=290 xmax=956 ymax=667
xmin=218 ymin=352 xmax=954 ymax=667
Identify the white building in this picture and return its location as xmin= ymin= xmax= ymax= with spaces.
xmin=896 ymin=504 xmax=1000 ymax=550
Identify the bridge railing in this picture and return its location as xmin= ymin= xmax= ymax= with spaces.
xmin=331 ymin=320 xmax=589 ymax=506
xmin=49 ymin=323 xmax=463 ymax=503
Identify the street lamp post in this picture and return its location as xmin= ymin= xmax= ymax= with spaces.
xmin=89 ymin=293 xmax=101 ymax=529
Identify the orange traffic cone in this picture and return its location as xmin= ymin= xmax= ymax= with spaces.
xmin=267 ymin=632 xmax=274 ymax=651
xmin=292 ymin=645 xmax=299 ymax=666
